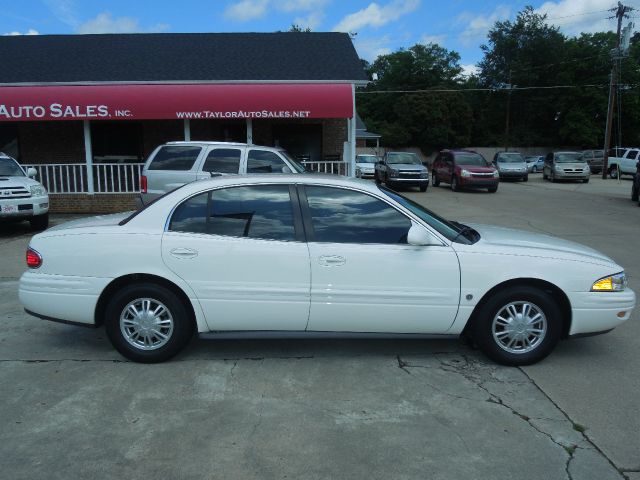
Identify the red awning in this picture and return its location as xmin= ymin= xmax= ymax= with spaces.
xmin=0 ymin=83 xmax=353 ymax=121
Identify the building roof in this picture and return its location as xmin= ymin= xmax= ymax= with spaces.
xmin=355 ymin=112 xmax=381 ymax=139
xmin=0 ymin=32 xmax=368 ymax=85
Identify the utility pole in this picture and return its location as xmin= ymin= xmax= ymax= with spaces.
xmin=505 ymin=68 xmax=512 ymax=152
xmin=603 ymin=2 xmax=634 ymax=179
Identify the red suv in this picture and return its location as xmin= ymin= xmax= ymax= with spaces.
xmin=431 ymin=150 xmax=499 ymax=193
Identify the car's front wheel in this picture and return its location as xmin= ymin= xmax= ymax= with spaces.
xmin=451 ymin=176 xmax=460 ymax=192
xmin=419 ymin=184 xmax=428 ymax=192
xmin=374 ymin=172 xmax=381 ymax=185
xmin=609 ymin=165 xmax=618 ymax=179
xmin=105 ymin=283 xmax=194 ymax=363
xmin=470 ymin=286 xmax=562 ymax=365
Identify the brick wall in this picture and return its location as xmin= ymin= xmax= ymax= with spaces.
xmin=18 ymin=121 xmax=85 ymax=164
xmin=323 ymin=119 xmax=347 ymax=158
xmin=50 ymin=194 xmax=138 ymax=213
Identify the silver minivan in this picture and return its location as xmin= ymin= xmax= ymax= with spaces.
xmin=140 ymin=141 xmax=306 ymax=204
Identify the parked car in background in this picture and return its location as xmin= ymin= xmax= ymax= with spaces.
xmin=432 ymin=150 xmax=499 ymax=193
xmin=140 ymin=141 xmax=306 ymax=204
xmin=374 ymin=151 xmax=429 ymax=192
xmin=543 ymin=152 xmax=590 ymax=183
xmin=632 ymin=160 xmax=640 ymax=206
xmin=525 ymin=156 xmax=545 ymax=173
xmin=20 ymin=175 xmax=635 ymax=365
xmin=0 ymin=153 xmax=49 ymax=230
xmin=606 ymin=148 xmax=640 ymax=178
xmin=581 ymin=149 xmax=604 ymax=174
xmin=493 ymin=152 xmax=528 ymax=181
xmin=355 ymin=154 xmax=379 ymax=179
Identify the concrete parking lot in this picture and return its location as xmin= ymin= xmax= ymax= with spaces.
xmin=1 ymin=174 xmax=638 ymax=480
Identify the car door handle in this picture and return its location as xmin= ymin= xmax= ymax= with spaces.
xmin=318 ymin=255 xmax=346 ymax=267
xmin=170 ymin=247 xmax=198 ymax=259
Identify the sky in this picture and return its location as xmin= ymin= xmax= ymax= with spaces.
xmin=2 ymin=0 xmax=639 ymax=75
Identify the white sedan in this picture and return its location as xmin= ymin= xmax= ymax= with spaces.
xmin=19 ymin=176 xmax=635 ymax=364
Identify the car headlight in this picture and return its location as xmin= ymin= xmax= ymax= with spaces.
xmin=461 ymin=169 xmax=471 ymax=177
xmin=591 ymin=272 xmax=627 ymax=292
xmin=389 ymin=169 xmax=399 ymax=178
xmin=583 ymin=166 xmax=591 ymax=172
xmin=30 ymin=185 xmax=47 ymax=196
xmin=493 ymin=170 xmax=499 ymax=178
xmin=555 ymin=165 xmax=563 ymax=171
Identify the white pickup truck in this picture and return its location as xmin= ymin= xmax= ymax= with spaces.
xmin=606 ymin=148 xmax=640 ymax=178
xmin=0 ymin=153 xmax=49 ymax=230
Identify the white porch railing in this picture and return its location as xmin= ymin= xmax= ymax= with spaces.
xmin=302 ymin=161 xmax=349 ymax=176
xmin=25 ymin=163 xmax=145 ymax=194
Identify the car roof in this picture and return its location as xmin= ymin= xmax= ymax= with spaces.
xmin=165 ymin=141 xmax=283 ymax=150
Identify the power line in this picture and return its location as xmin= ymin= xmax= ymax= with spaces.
xmin=356 ymin=84 xmax=621 ymax=94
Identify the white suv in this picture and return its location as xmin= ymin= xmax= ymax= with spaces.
xmin=0 ymin=154 xmax=49 ymax=230
xmin=140 ymin=142 xmax=307 ymax=204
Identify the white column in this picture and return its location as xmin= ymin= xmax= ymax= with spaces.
xmin=183 ymin=119 xmax=191 ymax=141
xmin=246 ymin=118 xmax=253 ymax=145
xmin=83 ymin=120 xmax=95 ymax=195
xmin=349 ymin=83 xmax=357 ymax=177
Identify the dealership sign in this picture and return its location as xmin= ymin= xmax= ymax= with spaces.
xmin=0 ymin=83 xmax=354 ymax=121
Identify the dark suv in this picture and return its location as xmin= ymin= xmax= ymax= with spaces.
xmin=432 ymin=150 xmax=499 ymax=193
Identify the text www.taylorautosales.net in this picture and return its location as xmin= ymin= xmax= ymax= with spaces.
xmin=176 ymin=110 xmax=312 ymax=119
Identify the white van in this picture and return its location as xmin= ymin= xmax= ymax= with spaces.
xmin=140 ymin=141 xmax=307 ymax=204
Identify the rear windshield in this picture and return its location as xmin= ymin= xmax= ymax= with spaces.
xmin=497 ymin=153 xmax=524 ymax=163
xmin=148 ymin=146 xmax=202 ymax=171
xmin=0 ymin=156 xmax=24 ymax=176
xmin=387 ymin=153 xmax=421 ymax=165
xmin=455 ymin=153 xmax=489 ymax=166
xmin=556 ymin=153 xmax=584 ymax=163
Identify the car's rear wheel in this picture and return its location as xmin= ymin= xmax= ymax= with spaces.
xmin=105 ymin=283 xmax=193 ymax=363
xmin=30 ymin=213 xmax=49 ymax=231
xmin=609 ymin=165 xmax=618 ymax=179
xmin=432 ymin=172 xmax=440 ymax=186
xmin=470 ymin=286 xmax=562 ymax=365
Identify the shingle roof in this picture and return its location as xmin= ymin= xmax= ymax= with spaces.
xmin=0 ymin=32 xmax=368 ymax=85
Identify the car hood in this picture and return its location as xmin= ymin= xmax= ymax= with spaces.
xmin=388 ymin=164 xmax=426 ymax=170
xmin=497 ymin=162 xmax=527 ymax=169
xmin=465 ymin=223 xmax=615 ymax=266
xmin=46 ymin=211 xmax=134 ymax=232
xmin=0 ymin=176 xmax=41 ymax=188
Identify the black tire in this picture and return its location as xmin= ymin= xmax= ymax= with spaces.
xmin=432 ymin=172 xmax=440 ymax=187
xmin=374 ymin=173 xmax=381 ymax=185
xmin=582 ymin=178 xmax=589 ymax=183
xmin=550 ymin=171 xmax=556 ymax=183
xmin=469 ymin=286 xmax=562 ymax=365
xmin=451 ymin=176 xmax=460 ymax=192
xmin=487 ymin=186 xmax=498 ymax=193
xmin=30 ymin=213 xmax=49 ymax=231
xmin=523 ymin=175 xmax=528 ymax=182
xmin=105 ymin=283 xmax=194 ymax=363
xmin=542 ymin=169 xmax=547 ymax=180
xmin=631 ymin=183 xmax=639 ymax=201
xmin=532 ymin=166 xmax=538 ymax=173
xmin=419 ymin=184 xmax=428 ymax=192
xmin=609 ymin=165 xmax=618 ymax=179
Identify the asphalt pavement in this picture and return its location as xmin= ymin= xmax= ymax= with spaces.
xmin=0 ymin=174 xmax=637 ymax=479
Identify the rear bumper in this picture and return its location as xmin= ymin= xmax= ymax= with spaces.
xmin=567 ymin=289 xmax=636 ymax=335
xmin=19 ymin=271 xmax=112 ymax=325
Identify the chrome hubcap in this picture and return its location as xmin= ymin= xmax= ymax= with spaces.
xmin=492 ymin=301 xmax=547 ymax=354
xmin=120 ymin=298 xmax=174 ymax=351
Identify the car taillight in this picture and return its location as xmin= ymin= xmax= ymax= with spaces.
xmin=26 ymin=248 xmax=42 ymax=268
xmin=141 ymin=175 xmax=148 ymax=194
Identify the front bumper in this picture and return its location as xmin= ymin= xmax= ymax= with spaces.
xmin=553 ymin=170 xmax=590 ymax=180
xmin=499 ymin=170 xmax=527 ymax=179
xmin=358 ymin=170 xmax=375 ymax=179
xmin=567 ymin=289 xmax=636 ymax=336
xmin=459 ymin=176 xmax=499 ymax=187
xmin=0 ymin=195 xmax=49 ymax=220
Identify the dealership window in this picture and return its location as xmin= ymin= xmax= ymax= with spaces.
xmin=0 ymin=124 xmax=19 ymax=160
xmin=91 ymin=121 xmax=143 ymax=163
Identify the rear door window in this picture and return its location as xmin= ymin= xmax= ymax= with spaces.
xmin=202 ymin=148 xmax=242 ymax=174
xmin=626 ymin=150 xmax=638 ymax=160
xmin=247 ymin=150 xmax=290 ymax=174
xmin=148 ymin=146 xmax=202 ymax=171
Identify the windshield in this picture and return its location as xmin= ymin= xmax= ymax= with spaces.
xmin=278 ymin=150 xmax=307 ymax=173
xmin=381 ymin=187 xmax=478 ymax=244
xmin=356 ymin=155 xmax=378 ymax=164
xmin=556 ymin=153 xmax=584 ymax=163
xmin=455 ymin=153 xmax=489 ymax=167
xmin=0 ymin=156 xmax=25 ymax=176
xmin=497 ymin=153 xmax=524 ymax=163
xmin=387 ymin=153 xmax=421 ymax=165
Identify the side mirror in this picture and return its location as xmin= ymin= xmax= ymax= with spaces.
xmin=281 ymin=166 xmax=292 ymax=173
xmin=27 ymin=167 xmax=37 ymax=179
xmin=407 ymin=223 xmax=438 ymax=246
xmin=209 ymin=172 xmax=223 ymax=178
